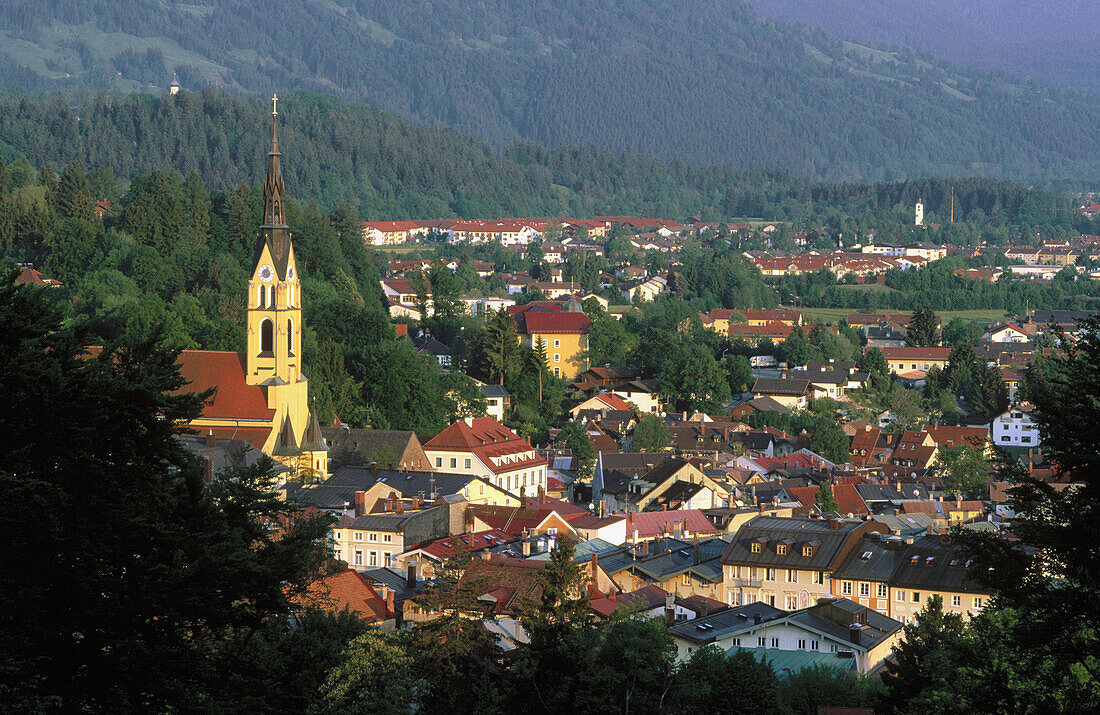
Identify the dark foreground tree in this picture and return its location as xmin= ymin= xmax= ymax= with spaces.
xmin=0 ymin=267 xmax=332 ymax=711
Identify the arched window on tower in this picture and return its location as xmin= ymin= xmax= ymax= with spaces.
xmin=268 ymin=285 xmax=276 ymax=308
xmin=288 ymin=284 xmax=294 ymax=307
xmin=287 ymin=318 xmax=294 ymax=355
xmin=260 ymin=319 xmax=274 ymax=354
xmin=258 ymin=285 xmax=266 ymax=309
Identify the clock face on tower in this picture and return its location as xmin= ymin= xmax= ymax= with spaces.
xmin=287 ymin=265 xmax=295 ymax=281
xmin=258 ymin=264 xmax=275 ymax=283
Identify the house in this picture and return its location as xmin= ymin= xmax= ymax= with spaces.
xmin=751 ymin=377 xmax=813 ymax=410
xmin=620 ymin=277 xmax=666 ymax=303
xmin=605 ymin=537 xmax=728 ymax=601
xmin=720 ymin=516 xmax=888 ymax=609
xmin=669 ymin=598 xmax=903 ymax=675
xmin=411 ymin=333 xmax=452 ymax=367
xmin=479 ymin=384 xmax=511 ymax=421
xmin=592 ymin=452 xmax=673 ymax=505
xmin=422 ymin=417 xmax=548 ymax=498
xmin=625 ymin=458 xmax=732 ymax=513
xmin=733 ymin=309 xmax=803 ymax=327
xmin=361 ymin=220 xmax=427 ymax=245
xmin=14 ymin=264 xmax=63 ymax=287
xmin=1000 ymin=368 xmax=1022 ymax=403
xmin=888 ymin=535 xmax=991 ymax=623
xmin=572 ymin=366 xmax=638 ymax=391
xmin=880 ymin=347 xmax=951 ymax=374
xmin=610 ymin=379 xmax=663 ymax=414
xmin=983 ymin=323 xmax=1029 ymax=343
xmin=831 ymin=532 xmax=909 ymax=617
xmin=730 ymin=396 xmax=792 ymax=420
xmin=321 ymin=427 xmax=433 ymax=472
xmin=992 ymin=403 xmax=1040 ymax=447
xmin=569 ymin=392 xmax=635 ymax=419
xmin=865 ymin=324 xmax=908 ymax=349
xmin=397 ymin=529 xmax=516 ymax=579
xmin=514 ymin=310 xmax=592 ymax=379
xmin=331 ymin=494 xmax=461 ymax=571
xmin=784 ymin=485 xmax=871 ymax=518
xmin=922 ymin=425 xmax=990 ymax=454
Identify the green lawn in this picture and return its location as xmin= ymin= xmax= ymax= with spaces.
xmin=792 ymin=306 xmax=1008 ymax=328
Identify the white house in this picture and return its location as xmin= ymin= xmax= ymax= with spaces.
xmin=992 ymin=403 xmax=1041 ymax=447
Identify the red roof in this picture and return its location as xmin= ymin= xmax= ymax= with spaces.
xmin=412 ymin=529 xmax=515 ymax=560
xmin=786 ymin=484 xmax=869 ymax=517
xmin=922 ymin=425 xmax=988 ymax=450
xmin=514 ymin=311 xmax=592 ymax=335
xmin=625 ymin=509 xmax=718 ymax=538
xmin=302 ymin=569 xmax=391 ymax=623
xmin=423 ymin=417 xmax=546 ymax=475
xmin=174 ymin=351 xmax=275 ymax=422
xmin=15 ymin=265 xmax=62 ymax=287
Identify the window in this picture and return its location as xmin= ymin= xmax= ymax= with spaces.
xmin=479 ymin=484 xmax=485 ymax=496
xmin=764 ymin=568 xmax=775 ymax=581
xmin=973 ymin=597 xmax=984 ymax=609
xmin=383 ymin=534 xmax=392 ymax=543
xmin=731 ymin=638 xmax=740 ymax=647
xmin=436 ymin=457 xmax=442 ymax=468
xmin=802 ymin=545 xmax=813 ymax=557
xmin=554 ymin=353 xmax=560 ymax=363
xmin=260 ymin=319 xmax=274 ymax=354
xmin=465 ymin=458 xmax=471 ymax=469
xmin=757 ymin=636 xmax=766 ymax=647
xmin=842 ymin=581 xmax=852 ymax=596
xmin=770 ymin=637 xmax=779 ymax=648
xmin=369 ymin=551 xmax=377 ymax=566
xmin=859 ymin=582 xmax=870 ymax=597
xmin=767 ymin=595 xmax=776 ymax=607
xmin=786 ymin=595 xmax=798 ymax=610
xmin=815 ymin=571 xmax=825 ymax=585
xmin=682 ymin=574 xmax=691 ymax=586
xmin=540 ymin=339 xmax=548 ymax=348
xmin=354 ymin=550 xmax=362 ymax=566
xmin=787 ymin=569 xmax=797 ymax=583
xmin=912 ymin=591 xmax=921 ymax=603
xmin=811 ymin=640 xmax=819 ymax=651
xmin=287 ymin=318 xmax=294 ymax=354
xmin=450 ymin=458 xmax=457 ymax=468
xmin=268 ymin=285 xmax=275 ymax=308
xmin=385 ymin=553 xmax=394 ymax=567
xmin=554 ymin=339 xmax=560 ymax=348
xmin=830 ymin=644 xmax=838 ymax=653
xmin=353 ymin=533 xmax=363 ymax=541
xmin=776 ymin=544 xmax=788 ymax=555
xmin=547 ymin=527 xmax=558 ymax=535
xmin=553 ymin=367 xmax=560 ymax=377
xmin=257 ymin=285 xmax=266 ymax=308
xmin=877 ymin=583 xmax=888 ymax=598
xmin=369 ymin=533 xmax=377 ymax=542
xmin=797 ymin=638 xmax=806 ymax=650
xmin=751 ymin=542 xmax=762 ymax=554
xmin=896 ymin=590 xmax=905 ymax=602
xmin=335 ymin=532 xmax=341 ymax=540
xmin=952 ymin=595 xmax=961 ymax=607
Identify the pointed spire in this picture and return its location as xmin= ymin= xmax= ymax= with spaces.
xmin=263 ymin=93 xmax=287 ymax=229
xmin=271 ymin=414 xmax=302 ymax=456
xmin=300 ymin=411 xmax=329 ymax=452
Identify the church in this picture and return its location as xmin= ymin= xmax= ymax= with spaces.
xmin=176 ymin=96 xmax=329 ymax=479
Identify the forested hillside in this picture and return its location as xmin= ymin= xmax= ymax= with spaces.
xmin=2 ymin=1 xmax=1099 ymax=182
xmin=0 ymin=90 xmax=1089 ymax=231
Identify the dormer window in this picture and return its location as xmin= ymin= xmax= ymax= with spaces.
xmin=751 ymin=542 xmax=762 ymax=554
xmin=802 ymin=545 xmax=814 ymax=557
xmin=776 ymin=544 xmax=788 ymax=555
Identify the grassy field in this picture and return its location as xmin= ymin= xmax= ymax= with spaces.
xmin=375 ymin=244 xmax=438 ymax=256
xmin=792 ymin=307 xmax=1008 ymax=328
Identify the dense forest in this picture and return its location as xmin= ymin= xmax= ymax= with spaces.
xmin=0 ymin=90 xmax=1094 ymax=233
xmin=2 ymin=1 xmax=1100 ymax=182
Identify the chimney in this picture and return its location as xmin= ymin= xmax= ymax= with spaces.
xmin=753 ymin=613 xmax=762 ymax=625
xmin=205 ymin=429 xmax=216 ymax=447
xmin=354 ymin=491 xmax=368 ymax=517
xmin=828 ymin=518 xmax=840 ymax=530
xmin=633 ymin=528 xmax=640 ymax=544
xmin=643 ymin=540 xmax=650 ymax=556
xmin=849 ymin=623 xmax=862 ymax=645
xmin=693 ymin=536 xmax=701 ymax=565
xmin=522 ymin=539 xmax=532 ymax=556
xmin=370 ymin=461 xmax=378 ymax=475
xmin=203 ymin=457 xmax=213 ymax=484
xmin=665 ymin=592 xmax=676 ymax=627
xmin=758 ymin=502 xmax=765 ymax=515
xmin=385 ymin=588 xmax=394 ymax=616
xmin=894 ymin=508 xmax=900 ymax=516
xmin=407 ymin=562 xmax=417 ymax=589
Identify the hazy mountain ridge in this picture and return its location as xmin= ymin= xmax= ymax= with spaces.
xmin=1 ymin=1 xmax=1099 ymax=182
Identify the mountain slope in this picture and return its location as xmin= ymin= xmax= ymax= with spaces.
xmin=2 ymin=1 xmax=1099 ymax=182
xmin=745 ymin=1 xmax=1100 ymax=96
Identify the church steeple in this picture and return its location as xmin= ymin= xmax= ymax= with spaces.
xmin=263 ymin=93 xmax=287 ymax=229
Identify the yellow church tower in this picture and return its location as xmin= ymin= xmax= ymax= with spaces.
xmin=246 ymin=95 xmax=328 ymax=479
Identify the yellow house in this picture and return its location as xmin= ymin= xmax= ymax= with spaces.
xmin=888 ymin=535 xmax=990 ymax=623
xmin=880 ymin=347 xmax=951 ymax=374
xmin=513 ymin=310 xmax=593 ymax=379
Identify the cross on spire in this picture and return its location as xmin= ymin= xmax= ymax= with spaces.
xmin=272 ymin=93 xmax=278 ymax=116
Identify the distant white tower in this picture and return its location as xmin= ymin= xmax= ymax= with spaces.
xmin=169 ymin=73 xmax=180 ymax=95
xmin=915 ymin=200 xmax=925 ymax=226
